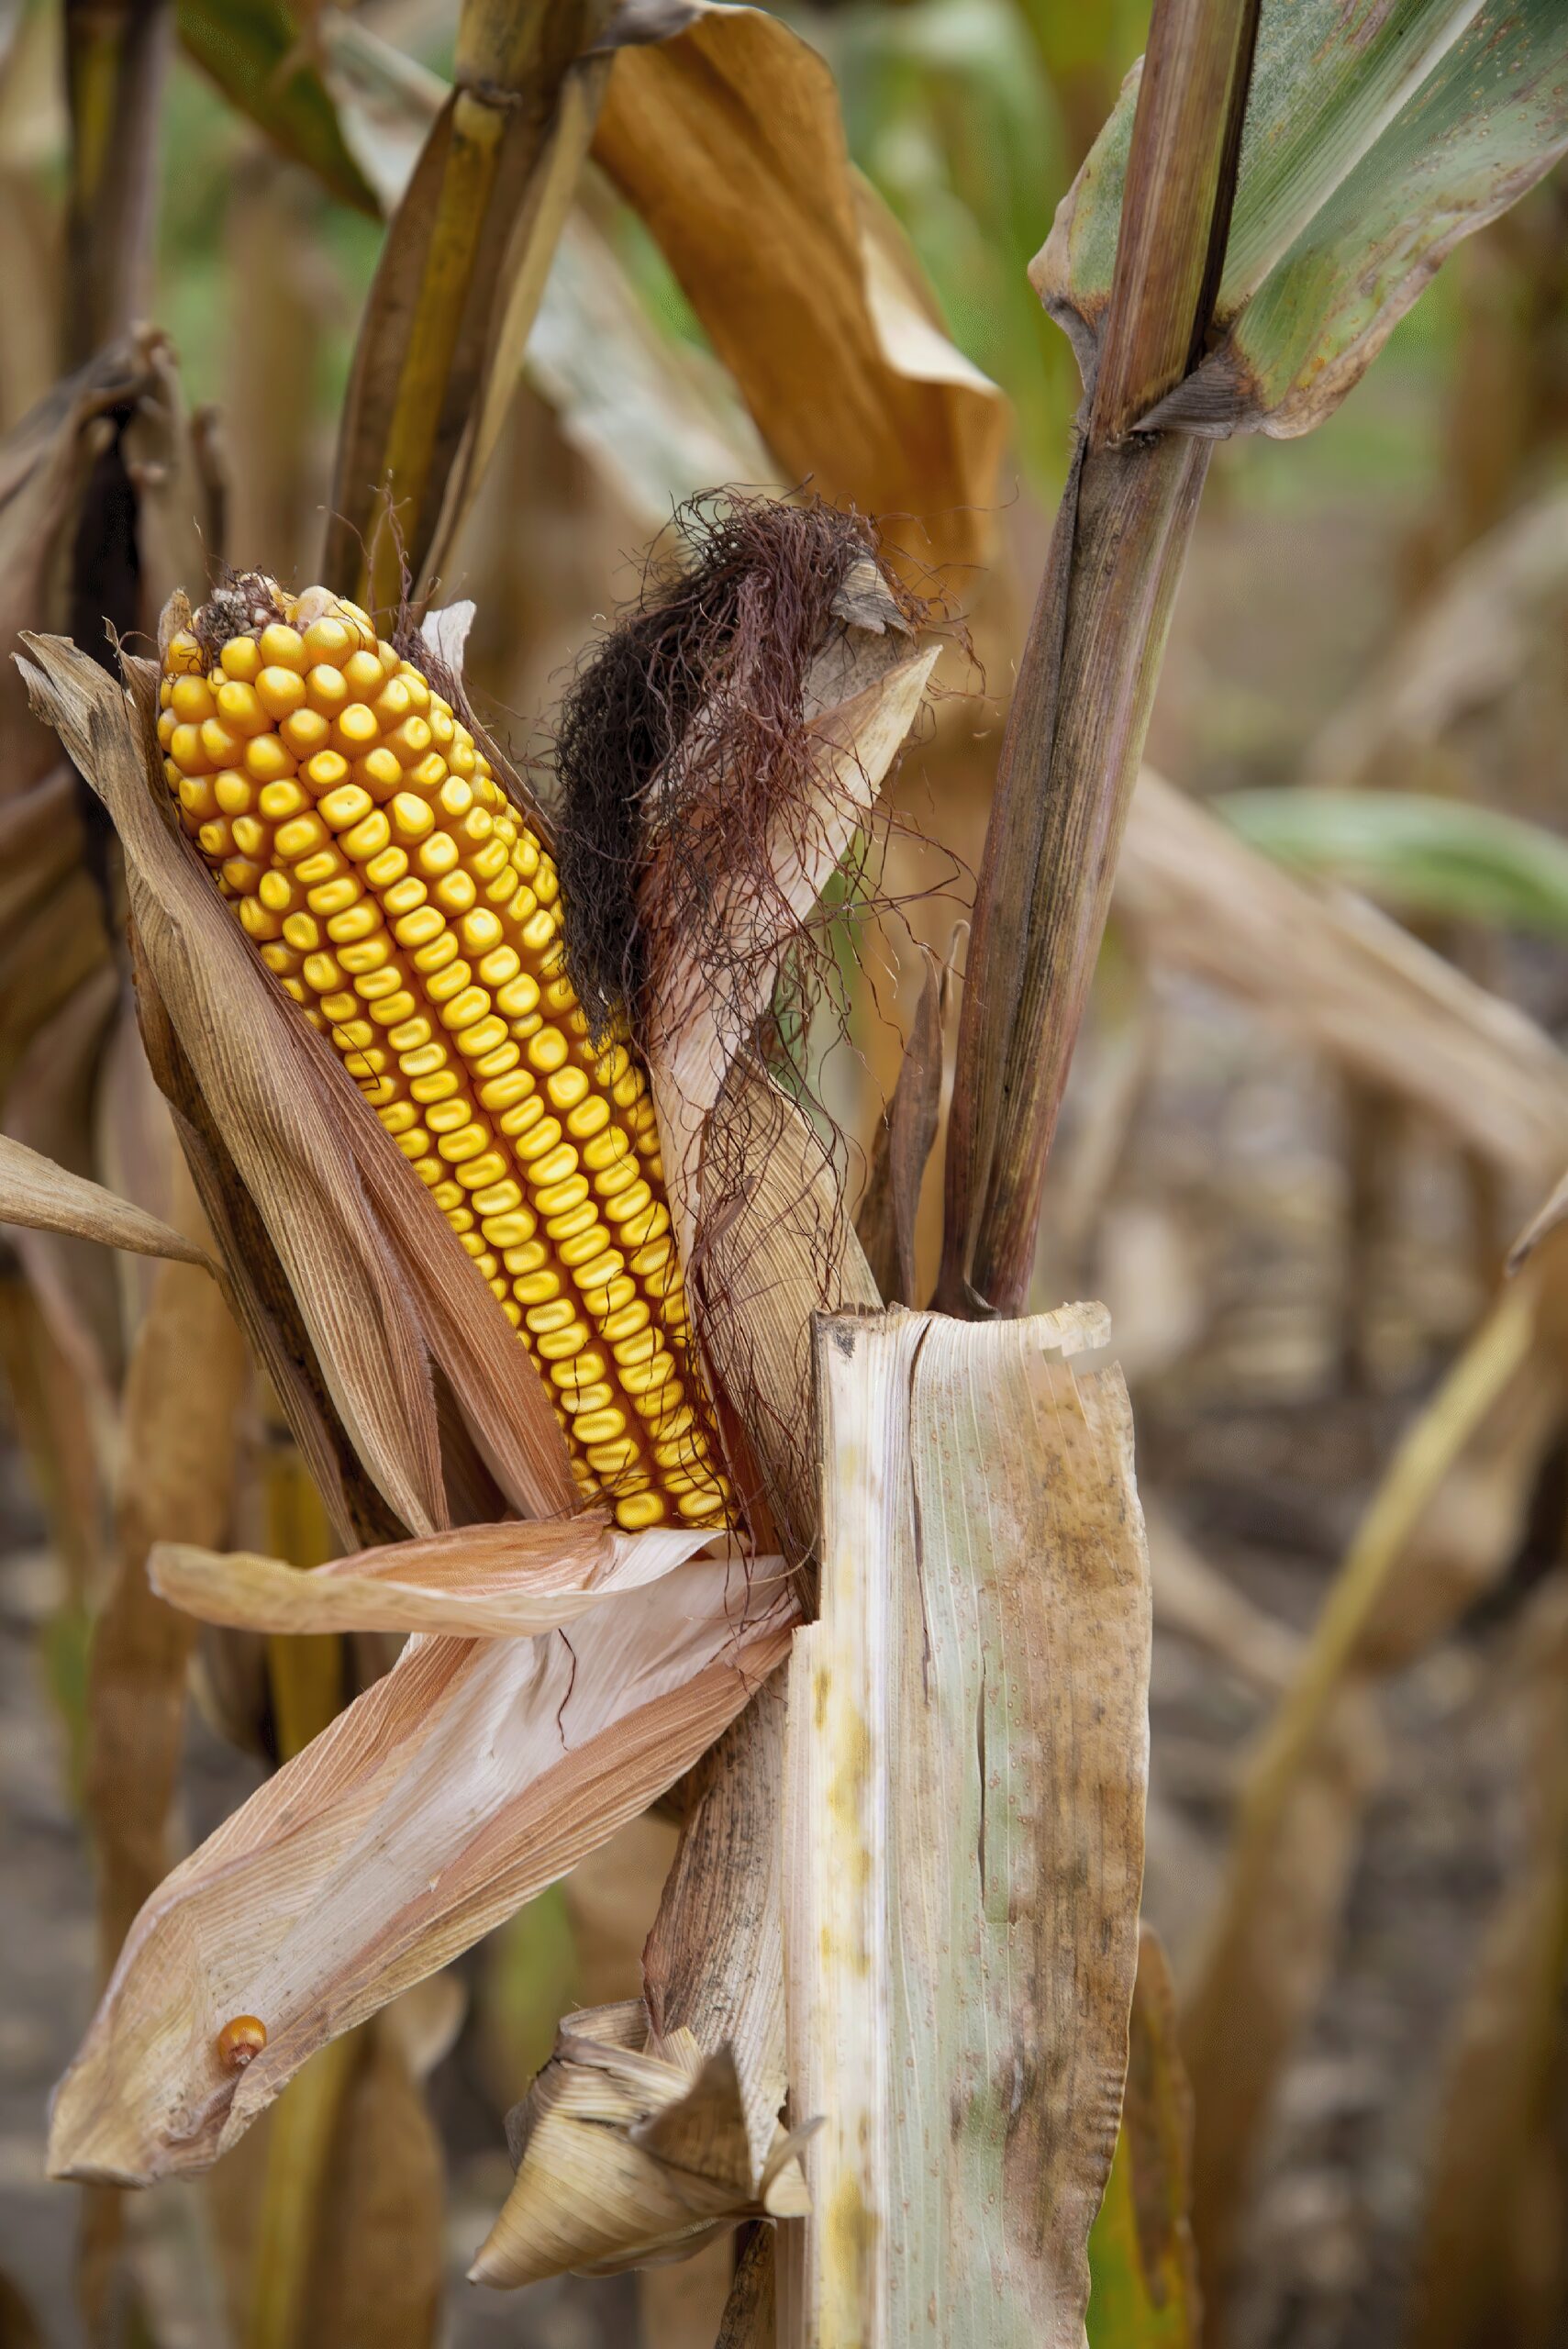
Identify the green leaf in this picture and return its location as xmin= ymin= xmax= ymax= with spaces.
xmin=1037 ymin=0 xmax=1568 ymax=437
xmin=177 ymin=0 xmax=381 ymax=218
xmin=1087 ymin=1927 xmax=1200 ymax=2349
xmin=1217 ymin=789 xmax=1568 ymax=936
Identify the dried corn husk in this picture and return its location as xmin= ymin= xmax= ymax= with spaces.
xmin=0 ymin=1129 xmax=216 ymax=1274
xmin=644 ymin=610 xmax=937 ymax=1262
xmin=473 ymin=555 xmax=932 ymax=2291
xmin=47 ymin=1547 xmax=795 ymax=2185
xmin=150 ymin=1520 xmax=770 ymax=1640
xmin=472 ymin=2003 xmax=808 ymax=2287
xmin=17 ymin=629 xmax=575 ymax=1536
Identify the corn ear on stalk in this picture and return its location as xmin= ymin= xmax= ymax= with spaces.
xmin=157 ymin=581 xmax=730 ymax=1533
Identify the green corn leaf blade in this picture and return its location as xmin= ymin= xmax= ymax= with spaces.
xmin=1086 ymin=1927 xmax=1199 ymax=2349
xmin=1218 ymin=789 xmax=1568 ymax=937
xmin=178 ymin=0 xmax=381 ymax=218
xmin=1038 ymin=0 xmax=1568 ymax=438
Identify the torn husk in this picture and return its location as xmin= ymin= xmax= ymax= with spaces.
xmin=147 ymin=1518 xmax=760 ymax=1640
xmin=472 ymin=2003 xmax=808 ymax=2288
xmin=556 ymin=505 xmax=933 ymax=1542
xmin=17 ymin=627 xmax=575 ymax=1539
xmin=47 ymin=1549 xmax=794 ymax=2186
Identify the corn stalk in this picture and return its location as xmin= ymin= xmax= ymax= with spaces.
xmin=936 ymin=0 xmax=1257 ymax=1317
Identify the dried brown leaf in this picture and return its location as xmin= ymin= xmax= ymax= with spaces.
xmin=595 ymin=5 xmax=1006 ymax=575
xmin=149 ymin=1519 xmax=755 ymax=1639
xmin=85 ymin=1167 xmax=249 ymax=1975
xmin=1118 ymin=768 xmax=1568 ymax=1188
xmin=854 ymin=941 xmax=945 ymax=1306
xmin=49 ymin=1553 xmax=795 ymax=2185
xmin=473 ymin=2005 xmax=806 ymax=2288
xmin=0 ymin=1129 xmax=216 ymax=1274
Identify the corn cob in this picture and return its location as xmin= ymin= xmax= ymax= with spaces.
xmin=157 ymin=582 xmax=731 ymax=1533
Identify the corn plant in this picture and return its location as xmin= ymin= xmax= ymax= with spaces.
xmin=2 ymin=0 xmax=1567 ymax=2345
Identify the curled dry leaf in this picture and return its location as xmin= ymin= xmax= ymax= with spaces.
xmin=594 ymin=2 xmax=1006 ymax=575
xmin=48 ymin=1549 xmax=795 ymax=2186
xmin=0 ymin=1129 xmax=217 ymax=1275
xmin=149 ymin=1518 xmax=758 ymax=1640
xmin=1118 ymin=769 xmax=1568 ymax=1190
xmin=784 ymin=1299 xmax=1150 ymax=2346
xmin=472 ymin=2004 xmax=808 ymax=2288
xmin=1 ymin=328 xmax=215 ymax=1417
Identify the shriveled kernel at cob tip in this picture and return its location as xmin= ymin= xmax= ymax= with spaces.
xmin=159 ymin=582 xmax=733 ymax=1535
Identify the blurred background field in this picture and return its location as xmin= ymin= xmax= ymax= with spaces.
xmin=3 ymin=2 xmax=1568 ymax=2344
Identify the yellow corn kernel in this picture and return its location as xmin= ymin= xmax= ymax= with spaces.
xmin=219 ymin=637 xmax=261 ymax=684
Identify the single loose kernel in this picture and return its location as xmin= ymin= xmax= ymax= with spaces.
xmin=217 ymin=2015 xmax=268 ymax=2072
